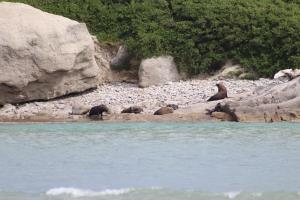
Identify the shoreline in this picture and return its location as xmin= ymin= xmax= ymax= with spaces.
xmin=0 ymin=78 xmax=290 ymax=123
xmin=1 ymin=103 xmax=300 ymax=123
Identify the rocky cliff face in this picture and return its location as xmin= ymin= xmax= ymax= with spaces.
xmin=0 ymin=2 xmax=100 ymax=105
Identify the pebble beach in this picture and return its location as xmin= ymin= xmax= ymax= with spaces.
xmin=0 ymin=78 xmax=283 ymax=120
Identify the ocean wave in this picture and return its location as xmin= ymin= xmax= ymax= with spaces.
xmin=1 ymin=189 xmax=300 ymax=200
xmin=46 ymin=187 xmax=133 ymax=198
xmin=224 ymin=191 xmax=241 ymax=199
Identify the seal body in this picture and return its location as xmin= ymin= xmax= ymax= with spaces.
xmin=121 ymin=106 xmax=143 ymax=114
xmin=207 ymin=83 xmax=228 ymax=101
xmin=154 ymin=107 xmax=174 ymax=115
xmin=88 ymin=104 xmax=110 ymax=119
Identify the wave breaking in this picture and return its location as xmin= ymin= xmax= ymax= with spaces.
xmin=46 ymin=187 xmax=133 ymax=198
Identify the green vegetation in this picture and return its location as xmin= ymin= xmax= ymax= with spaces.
xmin=4 ymin=0 xmax=300 ymax=76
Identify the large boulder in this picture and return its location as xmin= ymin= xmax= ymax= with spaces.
xmin=0 ymin=2 xmax=99 ymax=105
xmin=138 ymin=56 xmax=180 ymax=88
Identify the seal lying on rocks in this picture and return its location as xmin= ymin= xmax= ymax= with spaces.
xmin=206 ymin=103 xmax=238 ymax=122
xmin=154 ymin=107 xmax=174 ymax=115
xmin=121 ymin=106 xmax=143 ymax=114
xmin=88 ymin=104 xmax=110 ymax=119
xmin=207 ymin=83 xmax=228 ymax=101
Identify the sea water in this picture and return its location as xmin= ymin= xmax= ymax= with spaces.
xmin=0 ymin=122 xmax=300 ymax=200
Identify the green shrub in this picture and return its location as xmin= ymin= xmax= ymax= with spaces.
xmin=3 ymin=0 xmax=300 ymax=77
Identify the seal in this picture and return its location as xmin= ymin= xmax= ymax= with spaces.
xmin=154 ymin=107 xmax=174 ymax=115
xmin=88 ymin=104 xmax=110 ymax=120
xmin=121 ymin=106 xmax=143 ymax=114
xmin=206 ymin=102 xmax=238 ymax=122
xmin=207 ymin=83 xmax=228 ymax=101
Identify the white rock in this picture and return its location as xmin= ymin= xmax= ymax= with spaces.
xmin=0 ymin=104 xmax=16 ymax=114
xmin=0 ymin=2 xmax=99 ymax=105
xmin=71 ymin=104 xmax=91 ymax=115
xmin=274 ymin=69 xmax=300 ymax=80
xmin=138 ymin=56 xmax=180 ymax=88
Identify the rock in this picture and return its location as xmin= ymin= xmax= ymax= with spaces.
xmin=71 ymin=104 xmax=91 ymax=115
xmin=138 ymin=56 xmax=180 ymax=88
xmin=274 ymin=69 xmax=300 ymax=81
xmin=92 ymin=36 xmax=114 ymax=83
xmin=110 ymin=46 xmax=131 ymax=70
xmin=238 ymin=72 xmax=258 ymax=80
xmin=0 ymin=104 xmax=17 ymax=115
xmin=212 ymin=60 xmax=244 ymax=79
xmin=211 ymin=112 xmax=234 ymax=121
xmin=154 ymin=107 xmax=174 ymax=115
xmin=208 ymin=77 xmax=300 ymax=122
xmin=93 ymin=39 xmax=139 ymax=83
xmin=0 ymin=2 xmax=99 ymax=105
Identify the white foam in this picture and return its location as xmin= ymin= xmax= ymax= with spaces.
xmin=252 ymin=192 xmax=262 ymax=197
xmin=46 ymin=187 xmax=133 ymax=198
xmin=224 ymin=191 xmax=241 ymax=199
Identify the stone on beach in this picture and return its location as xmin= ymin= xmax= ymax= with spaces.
xmin=138 ymin=56 xmax=180 ymax=88
xmin=71 ymin=104 xmax=91 ymax=115
xmin=274 ymin=69 xmax=300 ymax=81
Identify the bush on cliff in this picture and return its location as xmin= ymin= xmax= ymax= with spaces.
xmin=4 ymin=0 xmax=300 ymax=77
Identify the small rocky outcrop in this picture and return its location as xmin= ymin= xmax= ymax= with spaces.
xmin=93 ymin=39 xmax=138 ymax=83
xmin=211 ymin=60 xmax=257 ymax=80
xmin=211 ymin=60 xmax=244 ymax=79
xmin=138 ymin=56 xmax=180 ymax=88
xmin=71 ymin=104 xmax=91 ymax=115
xmin=274 ymin=69 xmax=300 ymax=81
xmin=110 ymin=46 xmax=131 ymax=70
xmin=207 ymin=77 xmax=300 ymax=122
xmin=92 ymin=36 xmax=115 ymax=83
xmin=0 ymin=2 xmax=99 ymax=105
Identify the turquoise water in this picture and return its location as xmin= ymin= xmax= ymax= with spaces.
xmin=0 ymin=122 xmax=300 ymax=200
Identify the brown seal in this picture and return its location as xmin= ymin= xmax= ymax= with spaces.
xmin=207 ymin=83 xmax=228 ymax=101
xmin=121 ymin=106 xmax=143 ymax=114
xmin=154 ymin=107 xmax=174 ymax=115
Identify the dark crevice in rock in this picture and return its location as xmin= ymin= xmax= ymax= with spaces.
xmin=9 ymin=87 xmax=97 ymax=107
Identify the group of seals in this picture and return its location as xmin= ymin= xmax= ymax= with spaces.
xmin=87 ymin=83 xmax=228 ymax=120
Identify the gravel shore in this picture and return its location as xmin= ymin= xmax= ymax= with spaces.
xmin=0 ymin=78 xmax=283 ymax=120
